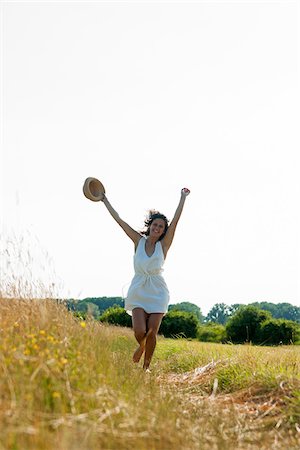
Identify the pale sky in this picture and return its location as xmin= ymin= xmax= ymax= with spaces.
xmin=1 ymin=0 xmax=299 ymax=315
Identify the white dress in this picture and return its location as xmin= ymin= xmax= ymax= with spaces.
xmin=125 ymin=236 xmax=170 ymax=315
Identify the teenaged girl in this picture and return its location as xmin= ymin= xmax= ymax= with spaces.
xmin=100 ymin=188 xmax=190 ymax=370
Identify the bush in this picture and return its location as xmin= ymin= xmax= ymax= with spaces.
xmin=198 ymin=323 xmax=226 ymax=343
xmin=168 ymin=302 xmax=204 ymax=322
xmin=258 ymin=319 xmax=300 ymax=345
xmin=99 ymin=307 xmax=132 ymax=328
xmin=226 ymin=306 xmax=271 ymax=344
xmin=160 ymin=310 xmax=199 ymax=338
xmin=73 ymin=311 xmax=87 ymax=320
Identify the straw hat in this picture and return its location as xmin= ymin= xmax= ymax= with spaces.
xmin=83 ymin=177 xmax=105 ymax=202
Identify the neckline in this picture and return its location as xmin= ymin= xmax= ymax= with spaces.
xmin=144 ymin=237 xmax=158 ymax=258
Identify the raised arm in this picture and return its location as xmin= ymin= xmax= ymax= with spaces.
xmin=161 ymin=188 xmax=190 ymax=257
xmin=101 ymin=194 xmax=141 ymax=246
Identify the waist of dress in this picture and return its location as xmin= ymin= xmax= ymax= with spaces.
xmin=135 ymin=270 xmax=162 ymax=277
xmin=130 ymin=271 xmax=167 ymax=289
xmin=134 ymin=271 xmax=163 ymax=283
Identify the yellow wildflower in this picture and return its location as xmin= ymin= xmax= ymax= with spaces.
xmin=52 ymin=392 xmax=61 ymax=399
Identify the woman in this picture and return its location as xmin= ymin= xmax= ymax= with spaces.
xmin=100 ymin=187 xmax=190 ymax=370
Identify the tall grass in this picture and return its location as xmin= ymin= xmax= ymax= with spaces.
xmin=1 ymin=298 xmax=300 ymax=450
xmin=0 ymin=230 xmax=63 ymax=299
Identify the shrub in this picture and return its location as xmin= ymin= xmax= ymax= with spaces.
xmin=198 ymin=323 xmax=226 ymax=343
xmin=99 ymin=307 xmax=132 ymax=328
xmin=160 ymin=310 xmax=199 ymax=338
xmin=168 ymin=302 xmax=204 ymax=322
xmin=73 ymin=311 xmax=86 ymax=320
xmin=225 ymin=306 xmax=271 ymax=344
xmin=258 ymin=318 xmax=300 ymax=345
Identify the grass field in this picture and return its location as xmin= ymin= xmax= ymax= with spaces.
xmin=1 ymin=298 xmax=300 ymax=450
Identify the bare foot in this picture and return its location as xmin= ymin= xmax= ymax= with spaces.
xmin=132 ymin=345 xmax=145 ymax=363
xmin=143 ymin=359 xmax=151 ymax=372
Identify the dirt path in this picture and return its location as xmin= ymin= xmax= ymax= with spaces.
xmin=157 ymin=360 xmax=300 ymax=450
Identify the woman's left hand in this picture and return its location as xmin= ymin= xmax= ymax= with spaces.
xmin=181 ymin=187 xmax=190 ymax=197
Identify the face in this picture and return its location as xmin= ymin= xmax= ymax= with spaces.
xmin=149 ymin=219 xmax=166 ymax=239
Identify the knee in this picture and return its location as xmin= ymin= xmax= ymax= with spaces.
xmin=134 ymin=328 xmax=146 ymax=341
xmin=147 ymin=327 xmax=158 ymax=339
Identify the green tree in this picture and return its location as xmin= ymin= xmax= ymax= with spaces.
xmin=168 ymin=302 xmax=204 ymax=322
xmin=229 ymin=303 xmax=243 ymax=316
xmin=198 ymin=323 xmax=226 ymax=343
xmin=205 ymin=303 xmax=232 ymax=325
xmin=67 ymin=297 xmax=124 ymax=316
xmin=86 ymin=302 xmax=100 ymax=318
xmin=160 ymin=311 xmax=199 ymax=338
xmin=250 ymin=302 xmax=300 ymax=323
xmin=275 ymin=303 xmax=300 ymax=322
xmin=83 ymin=297 xmax=124 ymax=314
xmin=226 ymin=306 xmax=271 ymax=344
xmin=258 ymin=319 xmax=300 ymax=345
xmin=99 ymin=307 xmax=132 ymax=328
xmin=72 ymin=300 xmax=90 ymax=314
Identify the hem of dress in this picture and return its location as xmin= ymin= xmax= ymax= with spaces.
xmin=125 ymin=306 xmax=168 ymax=316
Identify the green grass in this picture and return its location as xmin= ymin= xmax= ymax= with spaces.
xmin=1 ymin=299 xmax=300 ymax=450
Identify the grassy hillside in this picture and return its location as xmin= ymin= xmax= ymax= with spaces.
xmin=1 ymin=299 xmax=300 ymax=450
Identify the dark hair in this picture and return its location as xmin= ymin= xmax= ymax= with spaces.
xmin=141 ymin=210 xmax=169 ymax=241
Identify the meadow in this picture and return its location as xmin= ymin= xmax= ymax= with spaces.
xmin=1 ymin=298 xmax=300 ymax=450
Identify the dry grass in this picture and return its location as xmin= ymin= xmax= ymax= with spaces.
xmin=0 ymin=231 xmax=63 ymax=300
xmin=1 ymin=298 xmax=300 ymax=450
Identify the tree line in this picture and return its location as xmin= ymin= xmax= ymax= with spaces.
xmin=67 ymin=297 xmax=300 ymax=323
xmin=66 ymin=297 xmax=300 ymax=345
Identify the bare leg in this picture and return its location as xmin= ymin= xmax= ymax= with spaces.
xmin=131 ymin=308 xmax=148 ymax=363
xmin=143 ymin=313 xmax=164 ymax=370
